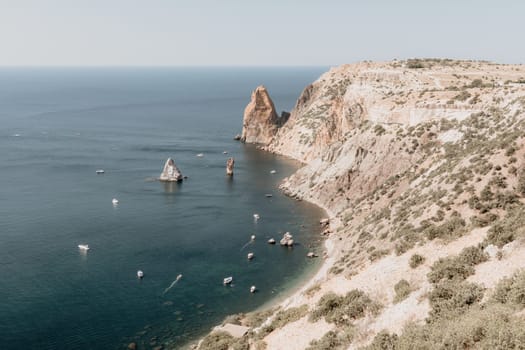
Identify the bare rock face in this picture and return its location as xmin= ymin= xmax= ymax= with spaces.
xmin=241 ymin=85 xmax=288 ymax=144
xmin=159 ymin=158 xmax=183 ymax=182
xmin=226 ymin=157 xmax=234 ymax=176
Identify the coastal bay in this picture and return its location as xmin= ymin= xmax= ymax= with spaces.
xmin=0 ymin=67 xmax=328 ymax=349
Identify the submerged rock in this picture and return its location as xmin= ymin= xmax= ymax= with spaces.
xmin=226 ymin=157 xmax=235 ymax=176
xmin=241 ymin=85 xmax=289 ymax=145
xmin=159 ymin=158 xmax=183 ymax=182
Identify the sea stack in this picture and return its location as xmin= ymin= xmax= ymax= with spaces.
xmin=159 ymin=158 xmax=183 ymax=182
xmin=241 ymin=85 xmax=289 ymax=144
xmin=226 ymin=157 xmax=234 ymax=176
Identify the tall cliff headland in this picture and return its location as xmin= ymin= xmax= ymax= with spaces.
xmin=199 ymin=59 xmax=525 ymax=350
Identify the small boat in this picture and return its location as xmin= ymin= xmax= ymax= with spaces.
xmin=196 ymin=153 xmax=204 ymax=157
xmin=112 ymin=198 xmax=119 ymax=205
xmin=251 ymin=234 xmax=256 ymax=240
xmin=247 ymin=252 xmax=254 ymax=260
xmin=223 ymin=276 xmax=233 ymax=285
xmin=78 ymin=244 xmax=90 ymax=251
xmin=253 ymin=214 xmax=260 ymax=220
xmin=96 ymin=169 xmax=105 ymax=174
xmin=137 ymin=270 xmax=144 ymax=279
xmin=223 ymin=151 xmax=228 ymax=154
xmin=270 ymin=170 xmax=277 ymax=174
xmin=250 ymin=285 xmax=257 ymax=293
xmin=176 ymin=274 xmax=183 ymax=280
xmin=268 ymin=238 xmax=276 ymax=244
xmin=265 ymin=194 xmax=273 ymax=198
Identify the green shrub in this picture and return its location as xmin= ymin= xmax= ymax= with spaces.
xmin=427 ymin=246 xmax=487 ymax=284
xmin=428 ymin=281 xmax=484 ymax=321
xmin=244 ymin=308 xmax=277 ymax=328
xmin=458 ymin=245 xmax=489 ymax=266
xmin=260 ymin=305 xmax=308 ymax=337
xmin=199 ymin=331 xmax=235 ymax=350
xmin=393 ymin=279 xmax=412 ymax=303
xmin=363 ymin=330 xmax=398 ymax=350
xmin=518 ymin=170 xmax=525 ymax=195
xmin=409 ymin=254 xmax=425 ymax=268
xmin=423 ymin=216 xmax=466 ymax=241
xmin=309 ymin=290 xmax=379 ymax=326
xmin=306 ymin=327 xmax=354 ymax=350
xmin=486 ymin=206 xmax=525 ymax=247
xmin=407 ymin=59 xmax=425 ymax=69
xmin=392 ymin=304 xmax=525 ymax=349
xmin=491 ymin=270 xmax=525 ymax=307
xmin=369 ymin=248 xmax=390 ymax=262
xmin=374 ymin=124 xmax=386 ymax=136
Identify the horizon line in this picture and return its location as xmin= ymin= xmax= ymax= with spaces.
xmin=0 ymin=64 xmax=333 ymax=69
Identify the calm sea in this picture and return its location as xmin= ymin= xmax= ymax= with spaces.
xmin=0 ymin=67 xmax=327 ymax=349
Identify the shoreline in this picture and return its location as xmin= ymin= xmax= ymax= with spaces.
xmin=188 ymin=151 xmax=341 ymax=349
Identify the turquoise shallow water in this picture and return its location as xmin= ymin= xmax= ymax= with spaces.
xmin=0 ymin=67 xmax=328 ymax=349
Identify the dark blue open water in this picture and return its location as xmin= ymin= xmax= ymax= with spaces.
xmin=0 ymin=67 xmax=327 ymax=349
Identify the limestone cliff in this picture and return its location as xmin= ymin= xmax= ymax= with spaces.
xmin=241 ymin=85 xmax=289 ymax=144
xmin=212 ymin=59 xmax=525 ymax=350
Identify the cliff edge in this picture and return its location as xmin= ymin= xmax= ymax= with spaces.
xmin=199 ymin=59 xmax=525 ymax=350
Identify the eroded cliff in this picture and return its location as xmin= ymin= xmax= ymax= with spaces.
xmin=241 ymin=85 xmax=289 ymax=144
xmin=199 ymin=59 xmax=525 ymax=350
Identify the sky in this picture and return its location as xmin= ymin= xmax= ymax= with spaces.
xmin=0 ymin=0 xmax=523 ymax=66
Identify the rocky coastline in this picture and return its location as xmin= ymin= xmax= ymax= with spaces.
xmin=195 ymin=59 xmax=525 ymax=350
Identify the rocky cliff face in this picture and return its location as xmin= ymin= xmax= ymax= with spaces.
xmin=266 ymin=60 xmax=525 ymax=216
xmin=241 ymin=85 xmax=289 ymax=144
xmin=225 ymin=60 xmax=525 ymax=350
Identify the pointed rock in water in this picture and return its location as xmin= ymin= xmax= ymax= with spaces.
xmin=159 ymin=158 xmax=183 ymax=182
xmin=226 ymin=157 xmax=235 ymax=176
xmin=241 ymin=86 xmax=289 ymax=144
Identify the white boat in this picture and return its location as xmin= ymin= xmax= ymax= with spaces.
xmin=247 ymin=252 xmax=254 ymax=260
xmin=250 ymin=285 xmax=257 ymax=293
xmin=137 ymin=270 xmax=144 ymax=278
xmin=223 ymin=276 xmax=233 ymax=285
xmin=112 ymin=198 xmax=119 ymax=205
xmin=265 ymin=194 xmax=273 ymax=198
xmin=270 ymin=170 xmax=277 ymax=174
xmin=251 ymin=234 xmax=256 ymax=240
xmin=96 ymin=169 xmax=105 ymax=174
xmin=196 ymin=153 xmax=204 ymax=157
xmin=268 ymin=238 xmax=276 ymax=244
xmin=253 ymin=214 xmax=260 ymax=220
xmin=223 ymin=151 xmax=228 ymax=154
xmin=78 ymin=244 xmax=90 ymax=251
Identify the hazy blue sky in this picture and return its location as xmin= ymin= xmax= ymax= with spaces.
xmin=0 ymin=0 xmax=523 ymax=66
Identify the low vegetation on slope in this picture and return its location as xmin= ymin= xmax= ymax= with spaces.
xmin=365 ymin=270 xmax=525 ymax=349
xmin=198 ymin=60 xmax=525 ymax=349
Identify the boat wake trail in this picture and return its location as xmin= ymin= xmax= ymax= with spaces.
xmin=162 ymin=274 xmax=183 ymax=295
xmin=240 ymin=240 xmax=253 ymax=252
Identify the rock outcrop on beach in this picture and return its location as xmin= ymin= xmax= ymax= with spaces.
xmin=226 ymin=157 xmax=234 ymax=176
xmin=241 ymin=85 xmax=289 ymax=144
xmin=159 ymin=158 xmax=183 ymax=182
xmin=199 ymin=59 xmax=525 ymax=350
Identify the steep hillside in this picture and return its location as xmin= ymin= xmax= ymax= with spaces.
xmin=197 ymin=59 xmax=525 ymax=350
